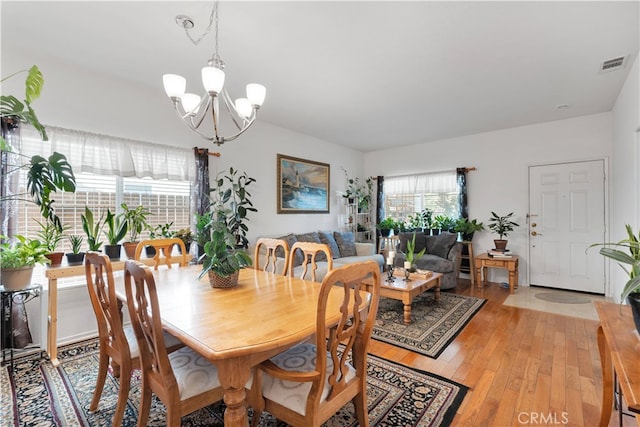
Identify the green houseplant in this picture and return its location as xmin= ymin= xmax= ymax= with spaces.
xmin=174 ymin=228 xmax=193 ymax=254
xmin=35 ymin=218 xmax=69 ymax=266
xmin=1 ymin=66 xmax=76 ymax=233
xmin=81 ymin=207 xmax=104 ymax=252
xmin=376 ymin=217 xmax=396 ymax=237
xmin=590 ymin=224 xmax=640 ymax=334
xmin=195 ymin=212 xmax=211 ymax=262
xmin=454 ymin=217 xmax=485 ymax=241
xmin=404 ymin=232 xmax=426 ymax=272
xmin=199 ymin=168 xmax=255 ymax=287
xmin=217 ymin=167 xmax=257 ymax=249
xmin=487 ymin=211 xmax=519 ymax=250
xmin=102 ymin=209 xmax=127 ymax=260
xmin=0 ymin=234 xmax=50 ymax=289
xmin=121 ymin=203 xmax=151 ymax=258
xmin=65 ymin=234 xmax=85 ymax=265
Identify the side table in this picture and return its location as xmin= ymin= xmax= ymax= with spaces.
xmin=1 ymin=283 xmax=42 ymax=373
xmin=474 ymin=253 xmax=519 ymax=294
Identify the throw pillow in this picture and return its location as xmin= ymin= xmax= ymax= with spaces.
xmin=426 ymin=232 xmax=458 ymax=259
xmin=333 ymin=231 xmax=357 ymax=257
xmin=318 ymin=231 xmax=341 ymax=258
xmin=296 ymin=232 xmax=327 ymax=262
xmin=276 ymin=233 xmax=300 ymax=265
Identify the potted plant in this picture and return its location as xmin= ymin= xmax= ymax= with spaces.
xmin=1 ymin=66 xmax=76 ymax=233
xmin=377 ymin=217 xmax=396 ymax=237
xmin=65 ymin=234 xmax=85 ymax=265
xmin=218 ymin=167 xmax=257 ymax=249
xmin=590 ymin=224 xmax=640 ymax=334
xmin=146 ymin=221 xmax=174 ymax=257
xmin=81 ymin=206 xmax=104 ymax=252
xmin=102 ymin=208 xmax=127 ymax=260
xmin=0 ymin=234 xmax=50 ymax=289
xmin=121 ymin=203 xmax=151 ymax=259
xmin=174 ymin=228 xmax=193 ymax=254
xmin=433 ymin=215 xmax=455 ymax=234
xmin=341 ymin=168 xmax=373 ymax=212
xmin=487 ymin=211 xmax=519 ymax=251
xmin=407 ymin=213 xmax=424 ymax=232
xmin=421 ymin=209 xmax=434 ymax=235
xmin=403 ymin=232 xmax=426 ymax=273
xmin=454 ymin=217 xmax=485 ymax=241
xmin=35 ymin=218 xmax=69 ymax=266
xmin=200 ymin=168 xmax=254 ymax=287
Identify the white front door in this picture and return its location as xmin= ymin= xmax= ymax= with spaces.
xmin=528 ymin=160 xmax=606 ymax=294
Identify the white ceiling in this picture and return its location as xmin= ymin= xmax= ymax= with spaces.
xmin=2 ymin=1 xmax=638 ymax=152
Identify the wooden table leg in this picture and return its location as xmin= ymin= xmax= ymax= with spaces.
xmin=598 ymin=325 xmax=613 ymax=427
xmin=47 ymin=277 xmax=59 ymax=366
xmin=434 ymin=277 xmax=441 ymax=302
xmin=217 ymin=357 xmax=251 ymax=427
xmin=508 ymin=268 xmax=516 ymax=294
xmin=475 ymin=263 xmax=483 ymax=289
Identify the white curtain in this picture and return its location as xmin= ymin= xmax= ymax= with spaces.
xmin=20 ymin=125 xmax=194 ymax=181
xmin=384 ymin=170 xmax=457 ymax=194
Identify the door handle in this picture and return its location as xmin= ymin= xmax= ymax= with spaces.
xmin=531 ymin=231 xmax=542 ymax=236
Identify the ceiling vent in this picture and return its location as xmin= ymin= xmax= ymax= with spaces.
xmin=599 ymin=56 xmax=626 ymax=73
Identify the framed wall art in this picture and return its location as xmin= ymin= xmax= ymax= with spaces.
xmin=277 ymin=154 xmax=330 ymax=214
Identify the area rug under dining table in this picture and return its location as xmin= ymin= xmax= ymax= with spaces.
xmin=373 ymin=292 xmax=486 ymax=358
xmin=1 ymin=338 xmax=468 ymax=426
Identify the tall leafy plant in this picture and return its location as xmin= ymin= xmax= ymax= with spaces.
xmin=213 ymin=167 xmax=257 ymax=249
xmin=81 ymin=207 xmax=104 ymax=251
xmin=103 ymin=209 xmax=127 ymax=245
xmin=1 ymin=65 xmax=76 ymax=232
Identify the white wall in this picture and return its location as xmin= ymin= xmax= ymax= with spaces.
xmin=611 ymin=54 xmax=640 ymax=302
xmin=3 ymin=50 xmax=366 ymax=243
xmin=364 ymin=113 xmax=614 ymax=287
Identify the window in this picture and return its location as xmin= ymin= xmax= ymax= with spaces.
xmin=13 ymin=125 xmax=194 ymax=287
xmin=383 ymin=171 xmax=460 ymax=226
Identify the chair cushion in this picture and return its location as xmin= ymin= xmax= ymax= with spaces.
xmin=260 ymin=343 xmax=356 ymax=416
xmin=124 ymin=326 xmax=182 ymax=359
xmin=425 ymin=232 xmax=457 ymax=259
xmin=170 ymin=347 xmax=221 ymax=400
xmin=333 ymin=231 xmax=357 ymax=257
xmin=318 ymin=231 xmax=341 ymax=259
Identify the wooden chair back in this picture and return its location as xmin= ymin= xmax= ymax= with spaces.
xmin=288 ymin=241 xmax=333 ymax=282
xmin=254 ymin=238 xmax=290 ymax=275
xmin=123 ymin=260 xmax=224 ymax=426
xmin=134 ymin=238 xmax=187 ymax=270
xmin=84 ymin=251 xmax=136 ymax=426
xmin=249 ymin=260 xmax=381 ymax=426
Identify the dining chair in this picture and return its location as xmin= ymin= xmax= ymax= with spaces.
xmin=287 ymin=241 xmax=333 ymax=282
xmin=249 ymin=260 xmax=380 ymax=426
xmin=123 ymin=260 xmax=225 ymax=427
xmin=84 ymin=252 xmax=182 ymax=426
xmin=134 ymin=238 xmax=187 ymax=270
xmin=254 ymin=237 xmax=290 ymax=275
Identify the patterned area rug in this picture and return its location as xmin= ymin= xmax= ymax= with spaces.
xmin=373 ymin=292 xmax=486 ymax=358
xmin=1 ymin=339 xmax=468 ymax=426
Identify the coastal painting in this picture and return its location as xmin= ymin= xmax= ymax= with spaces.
xmin=277 ymin=154 xmax=329 ymax=214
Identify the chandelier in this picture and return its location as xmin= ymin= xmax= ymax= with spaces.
xmin=162 ymin=2 xmax=266 ymax=146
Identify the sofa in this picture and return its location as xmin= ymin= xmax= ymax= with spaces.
xmin=254 ymin=230 xmax=384 ymax=282
xmin=393 ymin=231 xmax=462 ymax=290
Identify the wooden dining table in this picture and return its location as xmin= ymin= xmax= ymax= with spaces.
xmin=114 ymin=265 xmax=350 ymax=427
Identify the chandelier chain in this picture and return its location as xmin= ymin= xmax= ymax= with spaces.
xmin=183 ymin=2 xmax=217 ymax=48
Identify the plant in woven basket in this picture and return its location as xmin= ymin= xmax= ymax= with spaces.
xmin=199 ymin=168 xmax=254 ymax=285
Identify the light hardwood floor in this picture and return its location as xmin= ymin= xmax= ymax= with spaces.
xmin=368 ymin=279 xmax=638 ymax=427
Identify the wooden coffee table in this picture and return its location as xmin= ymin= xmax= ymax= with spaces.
xmin=362 ymin=272 xmax=442 ymax=324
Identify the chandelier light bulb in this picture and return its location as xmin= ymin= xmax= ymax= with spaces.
xmin=246 ymin=83 xmax=266 ymax=107
xmin=201 ymin=66 xmax=225 ymax=94
xmin=181 ymin=93 xmax=201 ymax=115
xmin=235 ymin=98 xmax=253 ymax=118
xmin=163 ymin=74 xmax=186 ymax=98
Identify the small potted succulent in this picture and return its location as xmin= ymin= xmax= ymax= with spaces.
xmin=403 ymin=232 xmax=425 ymax=273
xmin=65 ymin=235 xmax=85 ymax=265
